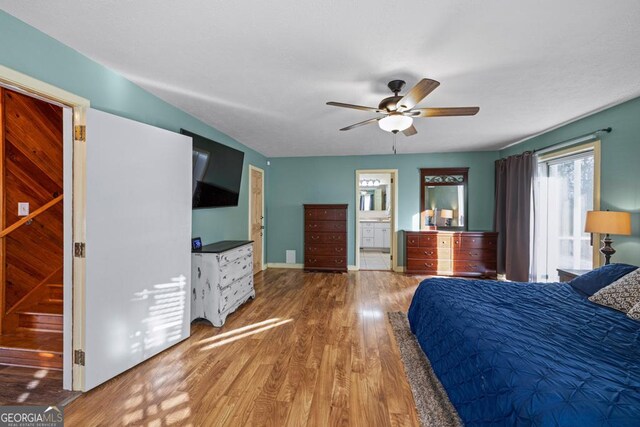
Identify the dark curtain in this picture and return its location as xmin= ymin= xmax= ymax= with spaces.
xmin=494 ymin=152 xmax=535 ymax=282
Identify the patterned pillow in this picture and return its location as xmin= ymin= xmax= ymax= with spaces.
xmin=628 ymin=301 xmax=640 ymax=321
xmin=588 ymin=268 xmax=640 ymax=313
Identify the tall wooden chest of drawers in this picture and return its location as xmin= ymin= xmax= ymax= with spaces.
xmin=304 ymin=204 xmax=348 ymax=272
xmin=405 ymin=231 xmax=498 ymax=278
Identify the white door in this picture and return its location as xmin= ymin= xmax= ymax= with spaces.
xmin=82 ymin=109 xmax=192 ymax=391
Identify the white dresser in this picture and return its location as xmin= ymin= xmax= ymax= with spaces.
xmin=191 ymin=240 xmax=255 ymax=327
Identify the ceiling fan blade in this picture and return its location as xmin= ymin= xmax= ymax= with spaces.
xmin=396 ymin=79 xmax=440 ymax=112
xmin=402 ymin=125 xmax=417 ymax=136
xmin=411 ymin=107 xmax=480 ymax=117
xmin=327 ymin=101 xmax=383 ymax=113
xmin=339 ymin=117 xmax=381 ymax=131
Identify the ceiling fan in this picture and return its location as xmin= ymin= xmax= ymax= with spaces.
xmin=327 ymin=79 xmax=479 ymax=136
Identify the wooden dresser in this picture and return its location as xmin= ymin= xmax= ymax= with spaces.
xmin=405 ymin=231 xmax=498 ymax=278
xmin=304 ymin=204 xmax=348 ymax=272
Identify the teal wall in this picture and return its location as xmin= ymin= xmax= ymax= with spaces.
xmin=267 ymin=151 xmax=498 ymax=265
xmin=500 ymin=97 xmax=640 ymax=265
xmin=0 ymin=11 xmax=267 ymax=246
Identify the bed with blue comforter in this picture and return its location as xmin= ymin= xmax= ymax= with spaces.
xmin=407 ymin=272 xmax=640 ymax=426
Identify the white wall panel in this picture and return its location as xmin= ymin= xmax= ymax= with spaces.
xmin=84 ymin=109 xmax=191 ymax=391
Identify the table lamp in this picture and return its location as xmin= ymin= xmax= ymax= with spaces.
xmin=441 ymin=209 xmax=454 ymax=227
xmin=425 ymin=209 xmax=434 ymax=226
xmin=585 ymin=210 xmax=632 ymax=265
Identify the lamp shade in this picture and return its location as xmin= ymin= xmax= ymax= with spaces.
xmin=425 ymin=209 xmax=434 ymax=217
xmin=585 ymin=211 xmax=631 ymax=235
xmin=378 ymin=114 xmax=413 ymax=133
xmin=440 ymin=209 xmax=454 ymax=219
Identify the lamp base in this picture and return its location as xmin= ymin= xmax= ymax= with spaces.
xmin=600 ymin=234 xmax=616 ymax=265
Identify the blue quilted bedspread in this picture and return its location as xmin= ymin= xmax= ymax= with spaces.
xmin=407 ymin=278 xmax=640 ymax=426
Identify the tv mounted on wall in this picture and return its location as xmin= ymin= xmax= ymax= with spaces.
xmin=181 ymin=129 xmax=245 ymax=208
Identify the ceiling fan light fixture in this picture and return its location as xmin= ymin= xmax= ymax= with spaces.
xmin=378 ymin=114 xmax=413 ymax=133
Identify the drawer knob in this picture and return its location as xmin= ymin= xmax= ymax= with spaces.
xmin=455 ymin=240 xmax=459 ymax=244
xmin=311 ymin=235 xmax=320 ymax=240
xmin=424 ymin=251 xmax=434 ymax=256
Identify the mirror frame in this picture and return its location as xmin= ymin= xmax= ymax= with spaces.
xmin=419 ymin=167 xmax=469 ymax=231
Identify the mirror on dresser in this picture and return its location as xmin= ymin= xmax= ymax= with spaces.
xmin=420 ymin=167 xmax=468 ymax=231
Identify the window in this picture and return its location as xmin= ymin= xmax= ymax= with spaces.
xmin=532 ymin=143 xmax=599 ymax=281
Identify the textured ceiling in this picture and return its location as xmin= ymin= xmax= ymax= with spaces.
xmin=3 ymin=1 xmax=640 ymax=157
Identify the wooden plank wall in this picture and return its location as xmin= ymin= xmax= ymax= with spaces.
xmin=2 ymin=88 xmax=63 ymax=311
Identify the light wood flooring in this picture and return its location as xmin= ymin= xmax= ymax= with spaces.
xmin=65 ymin=268 xmax=423 ymax=426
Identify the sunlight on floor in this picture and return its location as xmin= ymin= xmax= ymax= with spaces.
xmin=122 ymin=370 xmax=193 ymax=427
xmin=16 ymin=368 xmax=49 ymax=403
xmin=198 ymin=318 xmax=293 ymax=351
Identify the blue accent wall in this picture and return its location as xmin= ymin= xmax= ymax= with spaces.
xmin=266 ymin=151 xmax=498 ymax=266
xmin=500 ymin=97 xmax=640 ymax=265
xmin=0 ymin=11 xmax=268 ymax=247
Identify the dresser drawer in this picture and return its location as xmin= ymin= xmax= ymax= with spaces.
xmin=219 ymin=273 xmax=254 ymax=313
xmin=305 ymin=244 xmax=346 ymax=256
xmin=453 ymin=235 xmax=497 ymax=249
xmin=217 ymin=244 xmax=253 ymax=267
xmin=406 ymin=234 xmax=420 ymax=247
xmin=219 ymin=254 xmax=253 ymax=287
xmin=454 ymin=247 xmax=496 ymax=261
xmin=407 ymin=259 xmax=452 ymax=273
xmin=453 ymin=260 xmax=497 ymax=274
xmin=362 ymin=227 xmax=374 ymax=237
xmin=305 ymin=255 xmax=347 ymax=269
xmin=308 ymin=208 xmax=347 ymax=221
xmin=305 ymin=220 xmax=346 ymax=232
xmin=407 ymin=247 xmax=451 ymax=260
xmin=420 ymin=234 xmax=451 ymax=248
xmin=306 ymin=232 xmax=346 ymax=244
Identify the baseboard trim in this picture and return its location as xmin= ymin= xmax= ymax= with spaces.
xmin=266 ymin=263 xmax=359 ymax=271
xmin=266 ymin=263 xmax=404 ymax=273
xmin=266 ymin=263 xmax=304 ymax=269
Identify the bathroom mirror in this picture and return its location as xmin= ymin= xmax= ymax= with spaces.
xmin=419 ymin=167 xmax=468 ymax=230
xmin=359 ymin=185 xmax=388 ymax=211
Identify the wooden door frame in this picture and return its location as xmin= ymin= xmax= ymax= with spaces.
xmin=354 ymin=169 xmax=399 ymax=272
xmin=248 ymin=165 xmax=266 ymax=271
xmin=0 ymin=65 xmax=89 ymax=391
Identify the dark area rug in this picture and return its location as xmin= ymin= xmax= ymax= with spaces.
xmin=387 ymin=312 xmax=462 ymax=427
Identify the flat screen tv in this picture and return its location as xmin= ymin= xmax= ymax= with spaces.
xmin=181 ymin=129 xmax=245 ymax=208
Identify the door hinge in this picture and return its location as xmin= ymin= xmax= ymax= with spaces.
xmin=74 ymin=349 xmax=85 ymax=366
xmin=74 ymin=242 xmax=86 ymax=258
xmin=74 ymin=125 xmax=86 ymax=142
xmin=390 ymin=254 xmax=393 ymax=260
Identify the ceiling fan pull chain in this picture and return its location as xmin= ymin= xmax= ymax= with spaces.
xmin=393 ymin=133 xmax=397 ymax=155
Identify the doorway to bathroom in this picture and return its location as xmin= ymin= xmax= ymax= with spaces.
xmin=355 ymin=170 xmax=398 ymax=271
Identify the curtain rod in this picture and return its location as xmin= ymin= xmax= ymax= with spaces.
xmin=534 ymin=127 xmax=612 ymax=155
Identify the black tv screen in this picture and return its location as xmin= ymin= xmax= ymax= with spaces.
xmin=181 ymin=129 xmax=245 ymax=208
